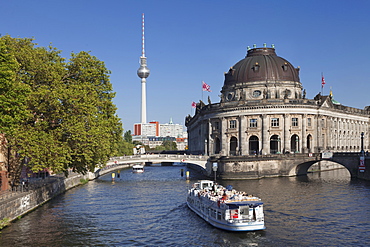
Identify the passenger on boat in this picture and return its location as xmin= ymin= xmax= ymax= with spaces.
xmin=213 ymin=183 xmax=217 ymax=192
xmin=222 ymin=192 xmax=228 ymax=201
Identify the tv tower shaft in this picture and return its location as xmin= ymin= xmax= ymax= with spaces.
xmin=137 ymin=13 xmax=150 ymax=124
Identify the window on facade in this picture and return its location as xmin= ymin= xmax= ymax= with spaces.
xmin=271 ymin=118 xmax=279 ymax=127
xmin=308 ymin=118 xmax=312 ymax=127
xmin=250 ymin=119 xmax=257 ymax=128
xmin=214 ymin=121 xmax=219 ymax=130
xmin=292 ymin=117 xmax=298 ymax=127
xmin=229 ymin=120 xmax=237 ymax=129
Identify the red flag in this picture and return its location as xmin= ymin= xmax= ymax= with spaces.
xmin=202 ymin=81 xmax=211 ymax=92
xmin=321 ymin=75 xmax=326 ymax=88
xmin=191 ymin=101 xmax=196 ymax=108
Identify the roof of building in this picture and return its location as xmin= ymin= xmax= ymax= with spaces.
xmin=223 ymin=47 xmax=300 ymax=87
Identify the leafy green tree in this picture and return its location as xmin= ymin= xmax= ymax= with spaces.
xmin=154 ymin=145 xmax=166 ymax=151
xmin=0 ymin=38 xmax=31 ymax=135
xmin=0 ymin=37 xmax=32 ymax=184
xmin=60 ymin=51 xmax=123 ymax=173
xmin=116 ymin=139 xmax=134 ymax=156
xmin=162 ymin=140 xmax=178 ymax=151
xmin=124 ymin=130 xmax=132 ymax=143
xmin=0 ymin=35 xmax=125 ymax=179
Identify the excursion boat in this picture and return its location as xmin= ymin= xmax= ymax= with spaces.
xmin=132 ymin=164 xmax=144 ymax=173
xmin=187 ymin=180 xmax=265 ymax=231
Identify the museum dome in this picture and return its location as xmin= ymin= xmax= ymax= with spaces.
xmin=224 ymin=46 xmax=300 ymax=87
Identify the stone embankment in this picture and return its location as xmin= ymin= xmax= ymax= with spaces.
xmin=0 ymin=172 xmax=94 ymax=228
xmin=0 ymin=163 xmax=132 ymax=229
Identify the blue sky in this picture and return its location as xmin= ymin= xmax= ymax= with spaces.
xmin=2 ymin=0 xmax=370 ymax=132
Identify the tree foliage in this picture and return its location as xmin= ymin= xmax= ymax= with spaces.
xmin=144 ymin=140 xmax=178 ymax=152
xmin=124 ymin=130 xmax=132 ymax=143
xmin=162 ymin=140 xmax=178 ymax=151
xmin=0 ymin=35 xmax=125 ymax=177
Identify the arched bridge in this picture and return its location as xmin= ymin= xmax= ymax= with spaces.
xmin=94 ymin=153 xmax=369 ymax=180
xmin=294 ymin=152 xmax=368 ymax=179
xmin=109 ymin=154 xmax=208 ymax=167
xmin=94 ymin=154 xmax=208 ymax=178
xmin=209 ymin=152 xmax=369 ymax=180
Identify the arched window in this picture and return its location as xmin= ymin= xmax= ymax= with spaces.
xmin=230 ymin=137 xmax=238 ymax=156
xmin=291 ymin=134 xmax=299 ymax=153
xmin=307 ymin=134 xmax=312 ymax=153
xmin=270 ymin=135 xmax=280 ymax=154
xmin=249 ymin=136 xmax=259 ymax=155
xmin=214 ymin=137 xmax=221 ymax=154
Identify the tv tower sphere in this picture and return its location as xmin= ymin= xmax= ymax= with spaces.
xmin=137 ymin=57 xmax=150 ymax=78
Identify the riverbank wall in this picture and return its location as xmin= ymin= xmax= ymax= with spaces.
xmin=0 ymin=163 xmax=133 ymax=227
xmin=0 ymin=172 xmax=94 ymax=224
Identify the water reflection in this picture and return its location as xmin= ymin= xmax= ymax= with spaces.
xmin=1 ymin=167 xmax=369 ymax=247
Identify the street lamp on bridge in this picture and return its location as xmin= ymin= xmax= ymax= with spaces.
xmin=361 ymin=132 xmax=364 ymax=154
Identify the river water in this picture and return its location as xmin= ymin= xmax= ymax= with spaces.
xmin=1 ymin=165 xmax=370 ymax=246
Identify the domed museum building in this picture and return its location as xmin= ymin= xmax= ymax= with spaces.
xmin=185 ymin=45 xmax=369 ymax=159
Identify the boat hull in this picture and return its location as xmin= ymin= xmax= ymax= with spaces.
xmin=132 ymin=170 xmax=144 ymax=173
xmin=132 ymin=165 xmax=144 ymax=173
xmin=187 ymin=200 xmax=265 ymax=232
xmin=187 ymin=180 xmax=265 ymax=232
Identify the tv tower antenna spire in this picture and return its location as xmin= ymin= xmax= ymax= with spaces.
xmin=137 ymin=13 xmax=150 ymax=124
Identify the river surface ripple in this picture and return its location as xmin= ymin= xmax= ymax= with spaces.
xmin=1 ymin=166 xmax=370 ymax=246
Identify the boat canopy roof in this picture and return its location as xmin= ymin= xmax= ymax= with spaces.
xmin=133 ymin=165 xmax=144 ymax=168
xmin=197 ymin=180 xmax=214 ymax=190
xmin=226 ymin=201 xmax=263 ymax=209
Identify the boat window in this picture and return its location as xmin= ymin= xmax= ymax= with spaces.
xmin=217 ymin=211 xmax=222 ymax=220
xmin=239 ymin=206 xmax=250 ymax=215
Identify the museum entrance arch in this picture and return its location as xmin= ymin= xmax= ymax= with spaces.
xmin=249 ymin=135 xmax=259 ymax=155
xmin=307 ymin=134 xmax=312 ymax=153
xmin=230 ymin=136 xmax=238 ymax=156
xmin=291 ymin=134 xmax=299 ymax=153
xmin=270 ymin=135 xmax=280 ymax=154
xmin=214 ymin=137 xmax=221 ymax=154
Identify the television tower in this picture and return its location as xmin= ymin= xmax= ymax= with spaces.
xmin=137 ymin=13 xmax=150 ymax=124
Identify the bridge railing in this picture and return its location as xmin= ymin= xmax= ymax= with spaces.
xmin=109 ymin=154 xmax=209 ymax=162
xmin=332 ymin=152 xmax=365 ymax=157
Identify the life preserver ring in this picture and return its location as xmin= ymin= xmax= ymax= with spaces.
xmin=232 ymin=209 xmax=238 ymax=219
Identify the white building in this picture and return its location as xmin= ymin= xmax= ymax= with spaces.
xmin=186 ymin=46 xmax=369 ymax=156
xmin=159 ymin=119 xmax=186 ymax=138
xmin=133 ymin=120 xmax=187 ymax=150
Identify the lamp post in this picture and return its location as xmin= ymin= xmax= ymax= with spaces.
xmin=212 ymin=163 xmax=218 ymax=182
xmin=295 ymin=135 xmax=299 ymax=153
xmin=361 ymin=132 xmax=364 ymax=154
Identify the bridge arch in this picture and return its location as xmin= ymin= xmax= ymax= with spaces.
xmin=288 ymin=159 xmax=354 ymax=177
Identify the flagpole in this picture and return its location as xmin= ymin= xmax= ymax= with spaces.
xmin=321 ymin=72 xmax=324 ymax=95
xmin=201 ymin=81 xmax=204 ymax=102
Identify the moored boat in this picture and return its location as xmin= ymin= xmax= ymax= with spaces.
xmin=187 ymin=180 xmax=265 ymax=231
xmin=132 ymin=164 xmax=144 ymax=173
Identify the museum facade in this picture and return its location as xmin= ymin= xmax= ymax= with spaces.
xmin=185 ymin=46 xmax=369 ymax=157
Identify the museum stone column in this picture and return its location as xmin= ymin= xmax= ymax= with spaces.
xmin=284 ymin=114 xmax=290 ymax=153
xmin=302 ymin=114 xmax=307 ymax=153
xmin=239 ymin=115 xmax=247 ymax=155
xmin=262 ymin=114 xmax=268 ymax=155
xmin=221 ymin=117 xmax=227 ymax=156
